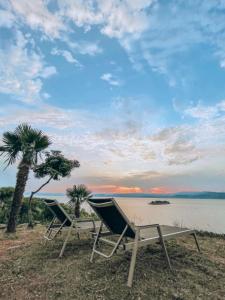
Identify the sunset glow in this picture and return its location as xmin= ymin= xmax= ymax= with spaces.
xmin=148 ymin=187 xmax=176 ymax=194
xmin=89 ymin=185 xmax=142 ymax=194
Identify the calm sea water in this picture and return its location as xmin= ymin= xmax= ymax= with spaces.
xmin=41 ymin=195 xmax=225 ymax=234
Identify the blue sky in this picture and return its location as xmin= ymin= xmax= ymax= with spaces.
xmin=1 ymin=0 xmax=225 ymax=194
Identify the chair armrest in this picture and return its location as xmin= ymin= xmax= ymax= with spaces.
xmin=135 ymin=224 xmax=159 ymax=230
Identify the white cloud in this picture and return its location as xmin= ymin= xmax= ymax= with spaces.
xmin=217 ymin=100 xmax=225 ymax=111
xmin=0 ymin=104 xmax=88 ymax=129
xmin=51 ymin=48 xmax=81 ymax=66
xmin=2 ymin=0 xmax=225 ymax=79
xmin=152 ymin=99 xmax=225 ymax=165
xmin=9 ymin=0 xmax=65 ymax=38
xmin=1 ymin=0 xmax=104 ymax=61
xmin=57 ymin=0 xmax=101 ymax=30
xmin=58 ymin=0 xmax=154 ymax=39
xmin=164 ymin=138 xmax=200 ymax=165
xmin=184 ymin=100 xmax=225 ymax=120
xmin=0 ymin=97 xmax=158 ymax=168
xmin=99 ymin=0 xmax=152 ymax=39
xmin=184 ymin=104 xmax=218 ymax=120
xmin=0 ymin=30 xmax=57 ymax=103
xmin=101 ymin=73 xmax=121 ymax=86
xmin=5 ymin=0 xmax=153 ymax=42
xmin=152 ymin=125 xmax=200 ymax=165
xmin=117 ymin=1 xmax=225 ymax=78
xmin=1 ymin=97 xmax=225 ymax=189
xmin=65 ymin=39 xmax=103 ymax=56
xmin=41 ymin=66 xmax=57 ymax=78
xmin=55 ymin=1 xmax=225 ymax=79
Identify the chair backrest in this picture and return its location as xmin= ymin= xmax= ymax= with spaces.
xmin=43 ymin=199 xmax=72 ymax=226
xmin=88 ymin=198 xmax=135 ymax=238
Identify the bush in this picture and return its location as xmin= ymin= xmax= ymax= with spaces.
xmin=18 ymin=198 xmax=53 ymax=224
xmin=0 ymin=196 xmax=96 ymax=225
xmin=0 ymin=197 xmax=53 ymax=224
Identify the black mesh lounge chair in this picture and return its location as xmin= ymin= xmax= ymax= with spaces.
xmin=88 ymin=198 xmax=201 ymax=287
xmin=43 ymin=199 xmax=97 ymax=257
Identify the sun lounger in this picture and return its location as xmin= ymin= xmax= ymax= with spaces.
xmin=43 ymin=199 xmax=97 ymax=257
xmin=87 ymin=198 xmax=201 ymax=287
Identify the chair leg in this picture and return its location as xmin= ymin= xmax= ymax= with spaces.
xmin=192 ymin=232 xmax=201 ymax=253
xmin=59 ymin=223 xmax=73 ymax=258
xmin=90 ymin=222 xmax=103 ymax=262
xmin=44 ymin=217 xmax=55 ymax=240
xmin=127 ymin=229 xmax=139 ymax=287
xmin=157 ymin=226 xmax=172 ymax=270
xmin=92 ymin=220 xmax=96 ymax=233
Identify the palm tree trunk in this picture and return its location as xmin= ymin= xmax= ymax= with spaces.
xmin=75 ymin=200 xmax=81 ymax=218
xmin=27 ymin=192 xmax=35 ymax=229
xmin=6 ymin=161 xmax=30 ymax=233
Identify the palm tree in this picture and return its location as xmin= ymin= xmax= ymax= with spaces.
xmin=0 ymin=124 xmax=51 ymax=233
xmin=66 ymin=184 xmax=92 ymax=218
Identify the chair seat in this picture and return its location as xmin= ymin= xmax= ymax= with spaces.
xmin=140 ymin=225 xmax=194 ymax=240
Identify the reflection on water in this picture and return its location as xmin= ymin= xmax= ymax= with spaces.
xmin=40 ymin=195 xmax=225 ymax=234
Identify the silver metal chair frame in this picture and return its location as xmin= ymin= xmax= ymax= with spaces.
xmin=43 ymin=199 xmax=96 ymax=257
xmin=88 ymin=198 xmax=201 ymax=287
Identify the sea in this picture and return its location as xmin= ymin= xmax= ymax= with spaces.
xmin=37 ymin=194 xmax=225 ymax=234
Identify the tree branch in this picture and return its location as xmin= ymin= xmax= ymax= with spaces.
xmin=27 ymin=175 xmax=54 ymax=228
xmin=32 ymin=175 xmax=53 ymax=195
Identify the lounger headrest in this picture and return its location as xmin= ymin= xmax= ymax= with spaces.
xmin=43 ymin=199 xmax=58 ymax=206
xmin=88 ymin=198 xmax=114 ymax=208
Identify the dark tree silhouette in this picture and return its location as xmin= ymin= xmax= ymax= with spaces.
xmin=0 ymin=124 xmax=51 ymax=233
xmin=27 ymin=150 xmax=80 ymax=228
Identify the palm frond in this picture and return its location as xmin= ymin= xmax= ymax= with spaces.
xmin=0 ymin=132 xmax=21 ymax=166
xmin=0 ymin=123 xmax=51 ymax=168
xmin=66 ymin=184 xmax=92 ymax=203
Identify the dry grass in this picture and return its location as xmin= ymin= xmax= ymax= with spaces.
xmin=0 ymin=225 xmax=225 ymax=300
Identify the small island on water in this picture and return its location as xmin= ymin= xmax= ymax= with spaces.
xmin=149 ymin=200 xmax=170 ymax=205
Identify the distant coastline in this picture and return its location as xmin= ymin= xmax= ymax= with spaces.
xmin=30 ymin=191 xmax=225 ymax=200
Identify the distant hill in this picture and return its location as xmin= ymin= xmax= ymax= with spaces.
xmin=170 ymin=191 xmax=225 ymax=199
xmin=93 ymin=191 xmax=225 ymax=199
xmin=30 ymin=191 xmax=225 ymax=200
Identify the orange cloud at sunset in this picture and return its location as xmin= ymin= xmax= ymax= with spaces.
xmin=89 ymin=184 xmax=143 ymax=194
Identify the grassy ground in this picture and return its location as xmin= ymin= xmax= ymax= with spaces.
xmin=0 ymin=225 xmax=225 ymax=300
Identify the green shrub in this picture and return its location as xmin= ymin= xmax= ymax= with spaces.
xmin=0 ymin=194 xmax=96 ymax=225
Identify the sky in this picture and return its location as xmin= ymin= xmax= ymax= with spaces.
xmin=0 ymin=0 xmax=225 ymax=194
